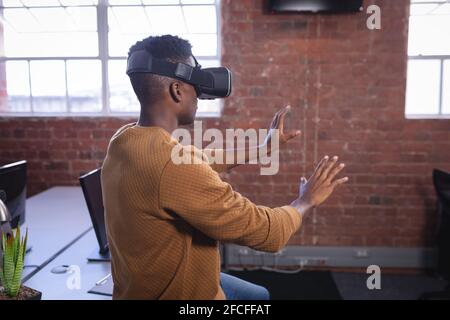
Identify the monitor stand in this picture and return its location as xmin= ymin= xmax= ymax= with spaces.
xmin=87 ymin=249 xmax=111 ymax=262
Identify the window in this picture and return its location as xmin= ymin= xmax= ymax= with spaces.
xmin=406 ymin=0 xmax=450 ymax=118
xmin=0 ymin=0 xmax=222 ymax=116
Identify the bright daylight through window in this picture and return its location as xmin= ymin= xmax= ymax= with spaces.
xmin=406 ymin=0 xmax=450 ymax=118
xmin=0 ymin=0 xmax=221 ymax=116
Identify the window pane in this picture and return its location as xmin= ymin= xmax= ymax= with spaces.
xmin=108 ymin=60 xmax=139 ymax=112
xmin=60 ymin=0 xmax=98 ymax=5
xmin=411 ymin=0 xmax=445 ymax=3
xmin=405 ymin=59 xmax=441 ymax=115
xmin=443 ymin=60 xmax=450 ymax=114
xmin=109 ymin=33 xmax=148 ymax=57
xmin=143 ymin=0 xmax=180 ymax=4
xmin=409 ymin=4 xmax=439 ymax=15
xmin=30 ymin=60 xmax=67 ymax=112
xmin=2 ymin=7 xmax=98 ymax=57
xmin=145 ymin=6 xmax=187 ymax=35
xmin=108 ymin=0 xmax=142 ymax=4
xmin=408 ymin=9 xmax=450 ymax=55
xmin=184 ymin=34 xmax=217 ymax=56
xmin=108 ymin=6 xmax=150 ymax=57
xmin=108 ymin=4 xmax=218 ymax=58
xmin=197 ymin=98 xmax=221 ymax=115
xmin=183 ymin=5 xmax=216 ymax=34
xmin=67 ymin=60 xmax=102 ymax=113
xmin=181 ymin=0 xmax=215 ymax=4
xmin=3 ymin=9 xmax=41 ymax=32
xmin=1 ymin=0 xmax=23 ymax=7
xmin=433 ymin=3 xmax=450 ymax=14
xmin=2 ymin=61 xmax=31 ymax=112
xmin=21 ymin=0 xmax=60 ymax=6
xmin=109 ymin=6 xmax=150 ymax=33
xmin=65 ymin=7 xmax=98 ymax=31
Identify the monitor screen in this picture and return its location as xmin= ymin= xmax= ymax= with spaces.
xmin=0 ymin=160 xmax=27 ymax=228
xmin=269 ymin=0 xmax=363 ymax=13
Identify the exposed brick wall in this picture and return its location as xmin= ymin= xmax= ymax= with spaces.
xmin=1 ymin=0 xmax=449 ymax=247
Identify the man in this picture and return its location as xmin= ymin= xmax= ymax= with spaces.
xmin=101 ymin=35 xmax=348 ymax=300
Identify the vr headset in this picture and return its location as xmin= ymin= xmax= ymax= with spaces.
xmin=126 ymin=50 xmax=232 ymax=100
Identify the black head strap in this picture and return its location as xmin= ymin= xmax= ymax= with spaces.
xmin=126 ymin=50 xmax=214 ymax=88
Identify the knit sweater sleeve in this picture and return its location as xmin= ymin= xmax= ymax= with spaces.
xmin=159 ymin=146 xmax=302 ymax=253
xmin=202 ymin=148 xmax=228 ymax=173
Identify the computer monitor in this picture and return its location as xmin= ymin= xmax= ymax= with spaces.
xmin=0 ymin=160 xmax=27 ymax=228
xmin=79 ymin=168 xmax=110 ymax=262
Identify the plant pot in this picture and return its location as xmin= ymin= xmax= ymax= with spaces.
xmin=0 ymin=285 xmax=42 ymax=300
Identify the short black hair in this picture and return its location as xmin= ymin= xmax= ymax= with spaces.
xmin=128 ymin=35 xmax=193 ymax=105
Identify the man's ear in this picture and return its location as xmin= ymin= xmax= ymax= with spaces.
xmin=169 ymin=82 xmax=182 ymax=103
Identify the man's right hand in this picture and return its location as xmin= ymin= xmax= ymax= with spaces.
xmin=291 ymin=155 xmax=348 ymax=216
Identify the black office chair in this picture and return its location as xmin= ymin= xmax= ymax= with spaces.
xmin=434 ymin=169 xmax=450 ymax=282
xmin=79 ymin=168 xmax=110 ymax=262
xmin=420 ymin=169 xmax=450 ymax=299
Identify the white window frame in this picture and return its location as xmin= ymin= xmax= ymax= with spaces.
xmin=406 ymin=0 xmax=450 ymax=119
xmin=0 ymin=0 xmax=222 ymax=117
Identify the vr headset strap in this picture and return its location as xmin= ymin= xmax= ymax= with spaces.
xmin=127 ymin=50 xmax=214 ymax=88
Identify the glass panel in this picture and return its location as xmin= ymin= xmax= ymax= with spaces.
xmin=108 ymin=0 xmax=142 ymax=5
xmin=4 ymin=31 xmax=99 ymax=57
xmin=67 ymin=60 xmax=102 ymax=112
xmin=411 ymin=0 xmax=446 ymax=2
xmin=109 ymin=6 xmax=151 ymax=33
xmin=408 ymin=11 xmax=450 ymax=55
xmin=409 ymin=4 xmax=439 ymax=15
xmin=27 ymin=7 xmax=97 ymax=31
xmin=145 ymin=6 xmax=187 ymax=35
xmin=30 ymin=60 xmax=67 ymax=112
xmin=3 ymin=61 xmax=31 ymax=112
xmin=29 ymin=7 xmax=74 ymax=31
xmin=143 ymin=0 xmax=180 ymax=4
xmin=181 ymin=0 xmax=215 ymax=4
xmin=109 ymin=33 xmax=148 ymax=57
xmin=1 ymin=0 xmax=23 ymax=7
xmin=65 ymin=7 xmax=97 ymax=31
xmin=197 ymin=98 xmax=221 ymax=115
xmin=443 ymin=60 xmax=450 ymax=114
xmin=3 ymin=8 xmax=42 ymax=32
xmin=108 ymin=60 xmax=139 ymax=112
xmin=60 ymin=0 xmax=99 ymax=5
xmin=433 ymin=3 xmax=450 ymax=14
xmin=21 ymin=0 xmax=61 ymax=6
xmin=184 ymin=34 xmax=217 ymax=56
xmin=405 ymin=59 xmax=441 ymax=115
xmin=3 ymin=8 xmax=98 ymax=57
xmin=108 ymin=6 xmax=151 ymax=57
xmin=183 ymin=5 xmax=216 ymax=34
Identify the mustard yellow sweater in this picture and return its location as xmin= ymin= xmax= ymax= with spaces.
xmin=101 ymin=123 xmax=302 ymax=300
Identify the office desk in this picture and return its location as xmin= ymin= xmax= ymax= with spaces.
xmin=24 ymin=229 xmax=111 ymax=300
xmin=22 ymin=187 xmax=93 ymax=281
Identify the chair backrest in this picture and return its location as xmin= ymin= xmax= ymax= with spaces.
xmin=434 ymin=169 xmax=450 ymax=205
xmin=79 ymin=168 xmax=109 ymax=254
xmin=433 ymin=169 xmax=450 ymax=280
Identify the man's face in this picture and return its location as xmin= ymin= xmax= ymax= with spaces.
xmin=176 ymin=56 xmax=199 ymax=126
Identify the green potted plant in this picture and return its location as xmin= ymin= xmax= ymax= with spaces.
xmin=0 ymin=227 xmax=41 ymax=300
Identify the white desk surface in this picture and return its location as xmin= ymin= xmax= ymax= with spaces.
xmin=24 ymin=229 xmax=112 ymax=300
xmin=22 ymin=186 xmax=93 ymax=280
